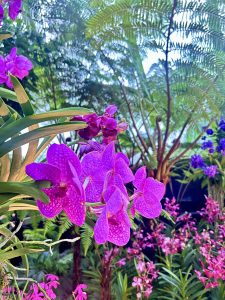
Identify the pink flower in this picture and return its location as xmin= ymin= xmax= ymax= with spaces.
xmin=94 ymin=185 xmax=131 ymax=246
xmin=73 ymin=284 xmax=88 ymax=300
xmin=8 ymin=0 xmax=22 ymax=20
xmin=26 ymin=144 xmax=86 ymax=226
xmin=0 ymin=47 xmax=32 ymax=88
xmin=131 ymin=166 xmax=165 ymax=218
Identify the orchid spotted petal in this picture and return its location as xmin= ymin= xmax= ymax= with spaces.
xmin=132 ymin=167 xmax=165 ymax=218
xmin=26 ymin=144 xmax=85 ymax=226
xmin=94 ymin=186 xmax=131 ymax=246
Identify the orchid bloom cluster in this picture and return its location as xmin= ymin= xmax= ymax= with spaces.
xmin=2 ymin=274 xmax=59 ymax=300
xmin=0 ymin=47 xmax=33 ymax=88
xmin=72 ymin=104 xmax=127 ymax=145
xmin=128 ymin=196 xmax=225 ymax=293
xmin=190 ymin=118 xmax=225 ymax=178
xmin=0 ymin=0 xmax=22 ymax=25
xmin=72 ymin=284 xmax=88 ymax=300
xmin=26 ymin=142 xmax=165 ymax=246
xmin=132 ymin=260 xmax=158 ymax=299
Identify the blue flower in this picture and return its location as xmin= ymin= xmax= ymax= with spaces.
xmin=206 ymin=128 xmax=214 ymax=135
xmin=203 ymin=165 xmax=218 ymax=178
xmin=201 ymin=140 xmax=214 ymax=153
xmin=218 ymin=118 xmax=225 ymax=131
xmin=190 ymin=154 xmax=205 ymax=169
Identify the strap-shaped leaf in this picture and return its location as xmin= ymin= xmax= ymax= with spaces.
xmin=0 ymin=33 xmax=12 ymax=41
xmin=0 ymin=182 xmax=49 ymax=203
xmin=10 ymin=75 xmax=34 ymax=116
xmin=0 ymin=154 xmax=10 ymax=181
xmin=0 ymin=108 xmax=90 ymax=144
xmin=0 ymin=248 xmax=44 ymax=262
xmin=0 ymin=121 xmax=87 ymax=157
xmin=0 ymin=98 xmax=11 ymax=121
xmin=0 ymin=87 xmax=17 ymax=101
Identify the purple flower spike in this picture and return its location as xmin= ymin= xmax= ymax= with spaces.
xmin=131 ymin=167 xmax=165 ymax=218
xmin=81 ymin=142 xmax=134 ymax=202
xmin=203 ymin=165 xmax=218 ymax=178
xmin=105 ymin=104 xmax=117 ymax=116
xmin=0 ymin=5 xmax=4 ymax=25
xmin=8 ymin=0 xmax=22 ymax=21
xmin=190 ymin=154 xmax=205 ymax=169
xmin=26 ymin=144 xmax=86 ymax=226
xmin=5 ymin=47 xmax=33 ymax=87
xmin=94 ymin=186 xmax=131 ymax=246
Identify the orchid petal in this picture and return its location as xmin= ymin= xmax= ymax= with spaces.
xmin=26 ymin=163 xmax=60 ymax=184
xmin=37 ymin=187 xmax=63 ymax=218
xmin=133 ymin=166 xmax=147 ymax=189
xmin=144 ymin=177 xmax=165 ymax=201
xmin=102 ymin=142 xmax=115 ymax=171
xmin=63 ymin=185 xmax=86 ymax=226
xmin=104 ymin=186 xmax=124 ymax=214
xmin=94 ymin=210 xmax=109 ymax=244
xmin=47 ymin=144 xmax=81 ymax=181
xmin=107 ymin=210 xmax=131 ymax=246
xmin=133 ymin=195 xmax=162 ymax=218
xmin=115 ymin=157 xmax=134 ymax=183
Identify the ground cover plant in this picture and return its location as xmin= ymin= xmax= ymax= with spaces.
xmin=0 ymin=0 xmax=225 ymax=299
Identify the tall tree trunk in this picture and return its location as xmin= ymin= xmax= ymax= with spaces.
xmin=100 ymin=263 xmax=112 ymax=300
xmin=72 ymin=236 xmax=81 ymax=290
xmin=208 ymin=183 xmax=225 ymax=210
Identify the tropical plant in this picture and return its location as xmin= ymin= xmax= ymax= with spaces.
xmin=86 ymin=0 xmax=225 ymax=183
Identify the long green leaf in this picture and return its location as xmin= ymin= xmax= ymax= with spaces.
xmin=0 ymin=108 xmax=91 ymax=144
xmin=0 ymin=121 xmax=87 ymax=157
xmin=0 ymin=182 xmax=49 ymax=203
xmin=10 ymin=75 xmax=34 ymax=115
xmin=0 ymin=87 xmax=17 ymax=101
xmin=0 ymin=248 xmax=44 ymax=261
xmin=0 ymin=33 xmax=12 ymax=41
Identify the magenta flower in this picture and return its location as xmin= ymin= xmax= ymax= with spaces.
xmin=73 ymin=284 xmax=88 ymax=300
xmin=105 ymin=104 xmax=117 ymax=116
xmin=4 ymin=47 xmax=33 ymax=88
xmin=81 ymin=142 xmax=134 ymax=202
xmin=0 ymin=56 xmax=8 ymax=84
xmin=94 ymin=186 xmax=131 ymax=246
xmin=131 ymin=166 xmax=165 ymax=218
xmin=8 ymin=0 xmax=22 ymax=20
xmin=0 ymin=5 xmax=4 ymax=25
xmin=26 ymin=144 xmax=86 ymax=226
xmin=73 ymin=113 xmax=101 ymax=140
xmin=73 ymin=104 xmax=127 ymax=144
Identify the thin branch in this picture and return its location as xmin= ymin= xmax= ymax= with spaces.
xmin=169 ymin=116 xmax=217 ymax=168
xmin=160 ymin=0 xmax=178 ymax=161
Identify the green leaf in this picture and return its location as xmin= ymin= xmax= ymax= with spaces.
xmin=10 ymin=75 xmax=34 ymax=116
xmin=0 ymin=108 xmax=91 ymax=144
xmin=0 ymin=121 xmax=87 ymax=157
xmin=0 ymin=248 xmax=44 ymax=262
xmin=0 ymin=87 xmax=17 ymax=101
xmin=0 ymin=33 xmax=12 ymax=41
xmin=0 ymin=182 xmax=49 ymax=203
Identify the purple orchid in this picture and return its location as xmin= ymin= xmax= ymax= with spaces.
xmin=0 ymin=5 xmax=4 ymax=25
xmin=8 ymin=0 xmax=22 ymax=20
xmin=0 ymin=56 xmax=8 ymax=84
xmin=131 ymin=167 xmax=165 ymax=218
xmin=5 ymin=47 xmax=33 ymax=88
xmin=105 ymin=104 xmax=117 ymax=116
xmin=73 ymin=105 xmax=127 ymax=144
xmin=81 ymin=142 xmax=134 ymax=202
xmin=26 ymin=144 xmax=86 ymax=226
xmin=73 ymin=113 xmax=101 ymax=140
xmin=94 ymin=185 xmax=131 ymax=246
xmin=0 ymin=48 xmax=32 ymax=88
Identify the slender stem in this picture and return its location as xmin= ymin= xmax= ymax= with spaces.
xmin=160 ymin=0 xmax=177 ymax=162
